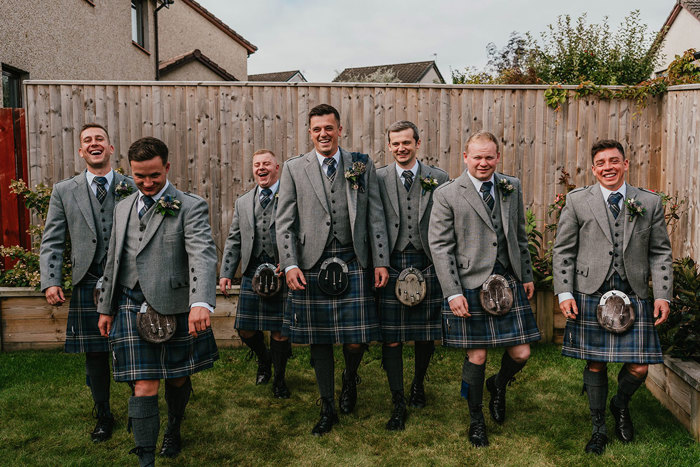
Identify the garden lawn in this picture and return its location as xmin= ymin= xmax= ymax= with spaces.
xmin=0 ymin=344 xmax=697 ymax=466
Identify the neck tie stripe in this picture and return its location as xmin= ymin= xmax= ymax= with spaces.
xmin=608 ymin=192 xmax=622 ymax=219
xmin=139 ymin=196 xmax=155 ymax=219
xmin=324 ymin=157 xmax=337 ymax=182
xmin=260 ymin=188 xmax=272 ymax=208
xmin=402 ymin=170 xmax=413 ymax=192
xmin=480 ymin=181 xmax=494 ymax=211
xmin=95 ymin=176 xmax=108 ymax=204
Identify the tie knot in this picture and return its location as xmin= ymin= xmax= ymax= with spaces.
xmin=480 ymin=181 xmax=493 ymax=193
xmin=261 ymin=188 xmax=272 ymax=197
xmin=402 ymin=170 xmax=414 ymax=180
xmin=94 ymin=176 xmax=107 ymax=186
xmin=142 ymin=195 xmax=155 ymax=208
xmin=608 ymin=192 xmax=622 ymax=205
xmin=324 ymin=157 xmax=337 ymax=168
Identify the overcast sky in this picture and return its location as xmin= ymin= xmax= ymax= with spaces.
xmin=197 ymin=0 xmax=675 ymax=82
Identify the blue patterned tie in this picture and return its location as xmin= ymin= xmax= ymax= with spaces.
xmin=139 ymin=196 xmax=155 ymax=219
xmin=608 ymin=192 xmax=622 ymax=219
xmin=94 ymin=176 xmax=108 ymax=204
xmin=260 ymin=188 xmax=272 ymax=208
xmin=402 ymin=170 xmax=414 ymax=192
xmin=480 ymin=181 xmax=494 ymax=210
xmin=324 ymin=157 xmax=337 ymax=182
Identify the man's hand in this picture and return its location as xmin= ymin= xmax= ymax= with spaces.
xmin=188 ymin=306 xmax=211 ymax=337
xmin=286 ymin=268 xmax=307 ymax=291
xmin=523 ymin=282 xmax=535 ymax=300
xmin=45 ymin=286 xmax=65 ymax=306
xmin=449 ymin=295 xmax=471 ymax=318
xmin=98 ymin=314 xmax=114 ymax=338
xmin=219 ymin=278 xmax=232 ymax=297
xmin=559 ymin=298 xmax=578 ymax=320
xmin=374 ymin=267 xmax=389 ymax=288
xmin=653 ymin=299 xmax=671 ymax=326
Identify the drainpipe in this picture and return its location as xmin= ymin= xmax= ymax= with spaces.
xmin=154 ymin=1 xmax=173 ymax=80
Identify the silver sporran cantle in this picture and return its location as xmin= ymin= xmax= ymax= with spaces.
xmin=395 ymin=266 xmax=427 ymax=306
xmin=317 ymin=257 xmax=349 ymax=296
xmin=479 ymin=274 xmax=514 ymax=316
xmin=596 ymin=290 xmax=635 ymax=334
xmin=137 ymin=302 xmax=177 ymax=344
xmin=251 ymin=263 xmax=281 ymax=297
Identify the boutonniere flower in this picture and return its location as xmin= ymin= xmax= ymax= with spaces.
xmin=625 ymin=198 xmax=645 ymax=220
xmin=419 ymin=176 xmax=439 ymax=195
xmin=155 ymin=194 xmax=181 ymax=216
xmin=345 ymin=161 xmax=367 ymax=192
xmin=114 ymin=180 xmax=134 ymax=199
xmin=497 ymin=179 xmax=515 ymax=198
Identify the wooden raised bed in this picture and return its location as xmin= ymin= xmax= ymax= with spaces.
xmin=0 ymin=286 xmax=243 ymax=351
xmin=529 ymin=290 xmax=565 ymax=344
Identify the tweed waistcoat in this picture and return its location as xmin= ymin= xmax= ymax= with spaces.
xmin=489 ymin=193 xmax=511 ymax=270
xmin=87 ymin=181 xmax=115 ymax=268
xmin=252 ymin=192 xmax=276 ymax=260
xmin=394 ymin=172 xmax=422 ymax=252
xmin=118 ymin=202 xmax=157 ymax=289
xmin=605 ymin=204 xmax=628 ymax=281
xmin=321 ymin=160 xmax=352 ymax=247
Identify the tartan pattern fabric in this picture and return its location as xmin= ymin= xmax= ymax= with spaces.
xmin=259 ymin=188 xmax=272 ymax=208
xmin=608 ymin=192 xmax=622 ymax=219
xmin=442 ymin=267 xmax=540 ymax=348
xmin=377 ymin=248 xmax=443 ymax=342
xmin=402 ymin=170 xmax=414 ymax=192
xmin=65 ymin=277 xmax=110 ymax=353
xmin=235 ymin=261 xmax=287 ymax=332
xmin=109 ymin=287 xmax=219 ymax=382
xmin=94 ymin=176 xmax=107 ymax=204
xmin=562 ymin=274 xmax=662 ymax=363
xmin=323 ymin=157 xmax=337 ymax=182
xmin=138 ymin=196 xmax=154 ymax=219
xmin=282 ymin=240 xmax=380 ymax=344
xmin=480 ymin=181 xmax=494 ymax=211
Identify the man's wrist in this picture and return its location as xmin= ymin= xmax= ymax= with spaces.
xmin=191 ymin=302 xmax=214 ymax=313
xmin=284 ymin=265 xmax=299 ymax=273
xmin=557 ymin=292 xmax=574 ymax=304
xmin=447 ymin=294 xmax=462 ymax=303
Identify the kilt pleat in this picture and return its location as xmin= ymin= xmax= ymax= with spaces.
xmin=65 ymin=277 xmax=110 ymax=353
xmin=109 ymin=288 xmax=219 ymax=382
xmin=377 ymin=248 xmax=443 ymax=342
xmin=442 ymin=269 xmax=540 ymax=348
xmin=235 ymin=271 xmax=286 ymax=332
xmin=283 ymin=241 xmax=380 ymax=344
xmin=561 ymin=275 xmax=662 ymax=363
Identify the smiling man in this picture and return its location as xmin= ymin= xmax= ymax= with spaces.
xmin=553 ymin=139 xmax=672 ymax=455
xmin=376 ymin=121 xmax=448 ymax=430
xmin=40 ymin=123 xmax=135 ymax=443
xmin=220 ymin=149 xmax=292 ymax=398
xmin=276 ymin=104 xmax=390 ymax=436
xmin=429 ymin=130 xmax=540 ymax=447
xmin=97 ymin=137 xmax=218 ymax=465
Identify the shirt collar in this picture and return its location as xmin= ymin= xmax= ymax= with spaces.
xmin=258 ymin=180 xmax=280 ymax=196
xmin=466 ymin=170 xmax=495 ymax=194
xmin=316 ymin=148 xmax=341 ymax=168
xmin=85 ymin=169 xmax=114 ymax=188
xmin=396 ymin=160 xmax=419 ymax=179
xmin=599 ymin=182 xmax=627 ymax=204
xmin=139 ymin=180 xmax=170 ymax=202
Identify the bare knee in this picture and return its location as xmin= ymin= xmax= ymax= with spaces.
xmin=507 ymin=344 xmax=530 ymax=363
xmin=467 ymin=349 xmax=487 ymax=365
xmin=587 ymin=361 xmax=607 ymax=372
xmin=625 ymin=363 xmax=648 ymax=378
xmin=271 ymin=332 xmax=287 ymax=342
xmin=134 ymin=379 xmax=160 ymax=397
xmin=238 ymin=329 xmax=255 ymax=339
xmin=384 ymin=342 xmax=401 ymax=348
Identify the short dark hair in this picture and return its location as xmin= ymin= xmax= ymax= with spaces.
xmin=591 ymin=139 xmax=625 ymax=162
xmin=465 ymin=130 xmax=499 ymax=154
xmin=308 ymin=103 xmax=340 ymax=125
xmin=79 ymin=123 xmax=110 ymax=143
xmin=387 ymin=120 xmax=420 ymax=143
xmin=128 ymin=137 xmax=169 ymax=164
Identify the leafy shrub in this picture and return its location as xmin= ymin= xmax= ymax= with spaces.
xmin=658 ymin=257 xmax=700 ymax=361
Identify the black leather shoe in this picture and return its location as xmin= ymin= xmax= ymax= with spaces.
xmin=485 ymin=375 xmax=506 ymax=424
xmin=468 ymin=421 xmax=489 ymax=447
xmin=273 ymin=379 xmax=291 ymax=399
xmin=584 ymin=432 xmax=608 ymax=455
xmin=385 ymin=391 xmax=407 ymax=431
xmin=312 ymin=399 xmax=338 ymax=436
xmin=91 ymin=413 xmax=114 ymax=442
xmin=256 ymin=358 xmax=272 ymax=385
xmin=610 ymin=398 xmax=635 ymax=443
xmin=339 ymin=370 xmax=359 ymax=414
xmin=159 ymin=432 xmax=182 ymax=458
xmin=408 ymin=380 xmax=426 ymax=409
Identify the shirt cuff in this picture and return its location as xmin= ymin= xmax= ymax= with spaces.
xmin=447 ymin=294 xmax=462 ymax=303
xmin=284 ymin=265 xmax=299 ymax=273
xmin=191 ymin=302 xmax=214 ymax=313
xmin=557 ymin=292 xmax=574 ymax=304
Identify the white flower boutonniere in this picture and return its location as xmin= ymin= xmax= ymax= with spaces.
xmin=419 ymin=176 xmax=439 ymax=195
xmin=115 ymin=180 xmax=134 ymax=200
xmin=497 ymin=179 xmax=515 ymax=198
xmin=625 ymin=198 xmax=645 ymax=220
xmin=155 ymin=194 xmax=181 ymax=216
xmin=345 ymin=161 xmax=367 ymax=192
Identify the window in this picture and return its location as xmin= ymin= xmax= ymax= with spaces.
xmin=131 ymin=1 xmax=148 ymax=50
xmin=2 ymin=65 xmax=26 ymax=108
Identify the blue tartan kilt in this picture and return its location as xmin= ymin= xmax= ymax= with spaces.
xmin=377 ymin=248 xmax=443 ymax=342
xmin=283 ymin=241 xmax=380 ymax=344
xmin=65 ymin=276 xmax=110 ymax=354
xmin=442 ymin=267 xmax=540 ymax=348
xmin=109 ymin=287 xmax=219 ymax=382
xmin=235 ymin=269 xmax=287 ymax=333
xmin=561 ymin=275 xmax=662 ymax=364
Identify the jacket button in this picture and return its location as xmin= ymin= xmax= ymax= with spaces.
xmin=492 ymin=242 xmax=497 ymax=247
xmin=563 ymin=279 xmax=568 ymax=284
xmin=661 ymin=266 xmax=666 ymax=270
xmin=561 ymin=270 xmax=566 ymax=274
xmin=192 ymin=288 xmax=196 ymax=293
xmin=193 ymin=277 xmax=197 ymax=281
xmin=191 ymin=268 xmax=195 ymax=272
xmin=663 ymin=276 xmax=668 ymax=280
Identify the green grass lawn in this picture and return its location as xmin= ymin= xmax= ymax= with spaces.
xmin=1 ymin=344 xmax=697 ymax=466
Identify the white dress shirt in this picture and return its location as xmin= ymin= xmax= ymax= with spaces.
xmin=85 ymin=169 xmax=114 ymax=196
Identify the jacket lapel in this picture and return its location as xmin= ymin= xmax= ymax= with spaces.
xmin=417 ymin=162 xmax=432 ymax=222
xmin=387 ymin=162 xmax=400 ymax=217
xmin=113 ymin=192 xmax=137 ymax=268
xmin=495 ymin=173 xmax=511 ymax=238
xmin=73 ymin=171 xmax=97 ymax=235
xmin=458 ymin=171 xmax=494 ymax=230
xmin=342 ymin=149 xmax=358 ymax=230
xmin=622 ymin=185 xmax=639 ymax=250
xmin=304 ymin=151 xmax=329 ymax=214
xmin=586 ymin=184 xmax=613 ymax=244
xmin=246 ymin=188 xmax=256 ymax=232
xmin=137 ymin=184 xmax=176 ymax=254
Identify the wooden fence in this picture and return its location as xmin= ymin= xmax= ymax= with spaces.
xmin=22 ymin=81 xmax=698 ymax=260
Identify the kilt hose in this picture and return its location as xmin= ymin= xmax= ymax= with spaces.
xmin=235 ymin=257 xmax=287 ymax=333
xmin=109 ymin=285 xmax=219 ymax=382
xmin=283 ymin=240 xmax=381 ymax=344
xmin=65 ymin=274 xmax=110 ymax=354
xmin=442 ymin=264 xmax=540 ymax=348
xmin=377 ymin=248 xmax=443 ymax=342
xmin=562 ymin=274 xmax=663 ymax=364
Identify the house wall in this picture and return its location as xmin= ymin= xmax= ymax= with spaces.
xmin=0 ymin=0 xmax=155 ymax=83
xmin=160 ymin=61 xmax=226 ymax=82
xmin=419 ymin=68 xmax=442 ymax=84
xmin=658 ymin=8 xmax=700 ymax=72
xmin=158 ymin=1 xmax=249 ymax=81
xmin=288 ymin=73 xmax=306 ymax=83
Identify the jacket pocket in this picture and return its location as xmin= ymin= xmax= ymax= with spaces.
xmin=456 ymin=255 xmax=470 ymax=270
xmin=575 ymin=263 xmax=589 ymax=277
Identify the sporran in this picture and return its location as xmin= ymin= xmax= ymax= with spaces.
xmin=395 ymin=266 xmax=427 ymax=306
xmin=317 ymin=257 xmax=349 ymax=296
xmin=596 ymin=290 xmax=635 ymax=334
xmin=251 ymin=263 xmax=281 ymax=297
xmin=479 ymin=274 xmax=514 ymax=316
xmin=137 ymin=302 xmax=177 ymax=344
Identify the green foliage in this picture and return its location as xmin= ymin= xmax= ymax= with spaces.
xmin=543 ymin=86 xmax=568 ymax=111
xmin=658 ymin=257 xmax=700 ymax=361
xmin=526 ymin=209 xmax=552 ymax=290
